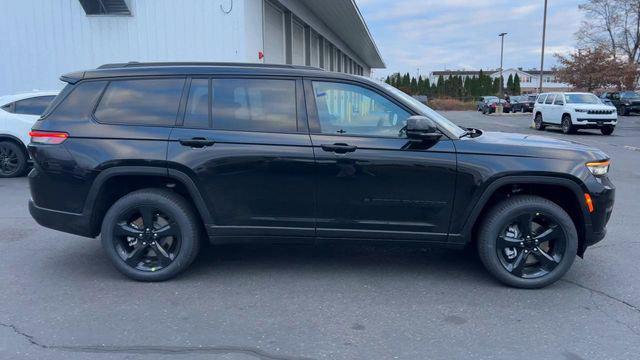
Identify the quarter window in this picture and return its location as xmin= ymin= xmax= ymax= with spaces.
xmin=211 ymin=79 xmax=297 ymax=133
xmin=14 ymin=96 xmax=56 ymax=115
xmin=49 ymin=81 xmax=107 ymax=121
xmin=183 ymin=79 xmax=209 ymax=128
xmin=94 ymin=78 xmax=185 ymax=126
xmin=312 ymin=81 xmax=411 ymax=137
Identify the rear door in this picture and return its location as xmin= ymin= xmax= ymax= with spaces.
xmin=167 ymin=76 xmax=316 ymax=239
xmin=305 ymin=79 xmax=457 ymax=242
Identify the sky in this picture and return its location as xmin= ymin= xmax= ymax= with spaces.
xmin=356 ymin=0 xmax=584 ymax=78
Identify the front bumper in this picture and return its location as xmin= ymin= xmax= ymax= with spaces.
xmin=582 ymin=176 xmax=615 ymax=252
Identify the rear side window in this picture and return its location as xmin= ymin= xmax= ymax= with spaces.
xmin=537 ymin=95 xmax=547 ymax=104
xmin=544 ymin=95 xmax=555 ymax=104
xmin=94 ymin=78 xmax=185 ymax=126
xmin=14 ymin=96 xmax=56 ymax=115
xmin=48 ymin=81 xmax=107 ymax=121
xmin=211 ymin=78 xmax=297 ymax=133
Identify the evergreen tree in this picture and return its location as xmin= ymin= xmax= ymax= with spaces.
xmin=410 ymin=77 xmax=418 ymax=94
xmin=506 ymin=74 xmax=514 ymax=94
xmin=513 ymin=74 xmax=521 ymax=95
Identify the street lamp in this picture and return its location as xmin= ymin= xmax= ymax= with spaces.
xmin=498 ymin=32 xmax=507 ymax=96
xmin=539 ymin=0 xmax=548 ymax=94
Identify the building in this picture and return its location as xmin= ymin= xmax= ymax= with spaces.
xmin=429 ymin=68 xmax=571 ymax=94
xmin=0 ymin=0 xmax=384 ymax=95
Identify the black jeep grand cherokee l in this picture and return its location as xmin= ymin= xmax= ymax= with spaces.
xmin=28 ymin=63 xmax=615 ymax=288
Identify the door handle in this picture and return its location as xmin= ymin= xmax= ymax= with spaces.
xmin=320 ymin=143 xmax=357 ymax=154
xmin=179 ymin=137 xmax=215 ymax=148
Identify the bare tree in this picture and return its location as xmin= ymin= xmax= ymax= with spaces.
xmin=555 ymin=46 xmax=636 ymax=90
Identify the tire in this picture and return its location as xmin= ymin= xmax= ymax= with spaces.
xmin=482 ymin=107 xmax=487 ymax=115
xmin=534 ymin=113 xmax=545 ymax=130
xmin=0 ymin=141 xmax=28 ymax=178
xmin=477 ymin=195 xmax=578 ymax=288
xmin=601 ymin=125 xmax=615 ymax=135
xmin=618 ymin=106 xmax=627 ymax=116
xmin=101 ymin=188 xmax=201 ymax=281
xmin=561 ymin=115 xmax=575 ymax=134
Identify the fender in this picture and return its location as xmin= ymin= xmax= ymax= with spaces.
xmin=83 ymin=166 xmax=213 ymax=235
xmin=0 ymin=133 xmax=28 ymax=154
xmin=453 ymin=175 xmax=591 ymax=244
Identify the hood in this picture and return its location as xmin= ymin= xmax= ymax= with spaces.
xmin=568 ymin=103 xmax=616 ymax=111
xmin=459 ymin=131 xmax=609 ymax=161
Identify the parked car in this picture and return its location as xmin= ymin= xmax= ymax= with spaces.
xmin=481 ymin=98 xmax=511 ymax=114
xmin=510 ymin=95 xmax=536 ymax=113
xmin=477 ymin=96 xmax=498 ymax=111
xmin=0 ymin=90 xmax=58 ymax=177
xmin=29 ymin=62 xmax=614 ymax=288
xmin=600 ymin=91 xmax=640 ymax=116
xmin=533 ymin=92 xmax=618 ymax=135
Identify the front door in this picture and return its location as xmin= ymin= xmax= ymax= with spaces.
xmin=305 ymin=79 xmax=457 ymax=242
xmin=167 ymin=77 xmax=316 ymax=239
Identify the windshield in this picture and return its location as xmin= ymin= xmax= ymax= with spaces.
xmin=621 ymin=91 xmax=640 ymax=99
xmin=565 ymin=93 xmax=601 ymax=104
xmin=372 ymin=79 xmax=467 ymax=138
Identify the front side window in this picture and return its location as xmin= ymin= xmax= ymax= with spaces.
xmin=312 ymin=81 xmax=411 ymax=137
xmin=94 ymin=78 xmax=185 ymax=126
xmin=14 ymin=96 xmax=56 ymax=116
xmin=211 ymin=79 xmax=297 ymax=133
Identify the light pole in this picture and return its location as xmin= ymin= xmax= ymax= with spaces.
xmin=539 ymin=0 xmax=548 ymax=94
xmin=498 ymin=32 xmax=507 ymax=96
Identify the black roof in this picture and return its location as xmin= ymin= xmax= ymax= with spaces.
xmin=61 ymin=62 xmax=343 ymax=84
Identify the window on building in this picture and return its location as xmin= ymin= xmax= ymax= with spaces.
xmin=323 ymin=42 xmax=331 ymax=70
xmin=78 ymin=0 xmax=131 ymax=15
xmin=312 ymin=81 xmax=411 ymax=137
xmin=211 ymin=79 xmax=297 ymax=133
xmin=94 ymin=78 xmax=185 ymax=126
xmin=264 ymin=1 xmax=285 ymax=64
xmin=13 ymin=96 xmax=56 ymax=116
xmin=183 ymin=79 xmax=210 ymax=128
xmin=310 ymin=32 xmax=320 ymax=68
xmin=291 ymin=19 xmax=306 ymax=65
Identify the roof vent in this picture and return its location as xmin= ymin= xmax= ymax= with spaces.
xmin=79 ymin=0 xmax=131 ymax=15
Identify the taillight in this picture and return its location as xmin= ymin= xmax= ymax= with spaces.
xmin=29 ymin=130 xmax=69 ymax=144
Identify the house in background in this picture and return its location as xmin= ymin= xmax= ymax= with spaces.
xmin=0 ymin=0 xmax=384 ymax=94
xmin=429 ymin=68 xmax=571 ymax=94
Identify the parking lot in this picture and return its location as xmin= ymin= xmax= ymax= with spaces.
xmin=1 ymin=111 xmax=639 ymax=359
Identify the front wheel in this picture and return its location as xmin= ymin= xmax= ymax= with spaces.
xmin=101 ymin=189 xmax=201 ymax=281
xmin=477 ymin=195 xmax=578 ymax=288
xmin=601 ymin=125 xmax=615 ymax=135
xmin=561 ymin=115 xmax=575 ymax=134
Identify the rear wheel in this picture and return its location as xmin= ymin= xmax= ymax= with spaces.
xmin=101 ymin=189 xmax=201 ymax=281
xmin=534 ymin=113 xmax=545 ymax=130
xmin=477 ymin=195 xmax=578 ymax=288
xmin=561 ymin=115 xmax=575 ymax=134
xmin=0 ymin=141 xmax=28 ymax=178
xmin=601 ymin=125 xmax=615 ymax=135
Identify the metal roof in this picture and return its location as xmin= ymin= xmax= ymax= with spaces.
xmin=298 ymin=0 xmax=384 ymax=68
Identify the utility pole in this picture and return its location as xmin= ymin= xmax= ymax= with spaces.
xmin=539 ymin=0 xmax=548 ymax=94
xmin=499 ymin=32 xmax=507 ymax=95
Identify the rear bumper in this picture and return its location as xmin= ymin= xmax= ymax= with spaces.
xmin=29 ymin=200 xmax=94 ymax=238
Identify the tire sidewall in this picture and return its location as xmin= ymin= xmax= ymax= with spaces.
xmin=477 ymin=196 xmax=578 ymax=288
xmin=101 ymin=191 xmax=199 ymax=281
xmin=0 ymin=141 xmax=28 ymax=178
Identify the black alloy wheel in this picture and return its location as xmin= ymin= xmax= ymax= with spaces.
xmin=495 ymin=212 xmax=566 ymax=279
xmin=101 ymin=189 xmax=201 ymax=281
xmin=113 ymin=206 xmax=182 ymax=272
xmin=0 ymin=141 xmax=27 ymax=178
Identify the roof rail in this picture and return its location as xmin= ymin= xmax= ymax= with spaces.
xmin=97 ymin=61 xmax=324 ymax=71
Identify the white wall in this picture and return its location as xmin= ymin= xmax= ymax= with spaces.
xmin=0 ymin=0 xmax=245 ymax=95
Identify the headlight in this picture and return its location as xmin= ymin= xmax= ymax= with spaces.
xmin=574 ymin=108 xmax=588 ymax=112
xmin=586 ymin=160 xmax=610 ymax=176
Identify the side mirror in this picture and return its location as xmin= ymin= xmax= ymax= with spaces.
xmin=405 ymin=116 xmax=442 ymax=142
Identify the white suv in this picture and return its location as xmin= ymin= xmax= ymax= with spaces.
xmin=0 ymin=91 xmax=59 ymax=177
xmin=532 ymin=92 xmax=618 ymax=135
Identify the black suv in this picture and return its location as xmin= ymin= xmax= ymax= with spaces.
xmin=600 ymin=91 xmax=640 ymax=116
xmin=28 ymin=63 xmax=615 ymax=288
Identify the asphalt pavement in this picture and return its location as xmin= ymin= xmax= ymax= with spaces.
xmin=1 ymin=111 xmax=639 ymax=359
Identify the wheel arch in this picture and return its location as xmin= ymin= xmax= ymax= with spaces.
xmin=84 ymin=166 xmax=212 ymax=237
xmin=460 ymin=175 xmax=591 ymax=256
xmin=0 ymin=134 xmax=28 ymax=157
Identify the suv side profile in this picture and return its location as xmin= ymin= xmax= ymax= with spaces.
xmin=0 ymin=91 xmax=58 ymax=177
xmin=28 ymin=63 xmax=615 ymax=288
xmin=533 ymin=92 xmax=618 ymax=135
xmin=600 ymin=91 xmax=640 ymax=116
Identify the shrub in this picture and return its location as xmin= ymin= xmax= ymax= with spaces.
xmin=427 ymin=98 xmax=476 ymax=111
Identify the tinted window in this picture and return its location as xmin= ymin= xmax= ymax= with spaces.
xmin=537 ymin=94 xmax=547 ymax=104
xmin=313 ymin=81 xmax=411 ymax=137
xmin=14 ymin=96 xmax=56 ymax=115
xmin=183 ymin=79 xmax=209 ymax=128
xmin=49 ymin=81 xmax=107 ymax=121
xmin=544 ymin=94 xmax=555 ymax=104
xmin=554 ymin=95 xmax=564 ymax=105
xmin=94 ymin=78 xmax=185 ymax=126
xmin=211 ymin=79 xmax=297 ymax=133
